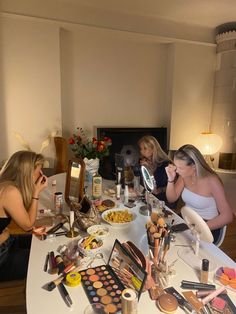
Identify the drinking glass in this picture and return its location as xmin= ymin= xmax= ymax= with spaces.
xmin=84 ymin=303 xmax=106 ymax=314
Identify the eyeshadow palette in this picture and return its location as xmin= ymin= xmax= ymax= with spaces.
xmin=80 ymin=239 xmax=147 ymax=314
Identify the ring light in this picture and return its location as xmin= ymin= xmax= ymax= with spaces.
xmin=177 ymin=206 xmax=216 ymax=271
xmin=139 ymin=166 xmax=155 ymax=216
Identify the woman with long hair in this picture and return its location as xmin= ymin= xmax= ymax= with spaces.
xmin=0 ymin=151 xmax=48 ymax=281
xmin=138 ymin=135 xmax=175 ymax=208
xmin=165 ymin=144 xmax=233 ymax=244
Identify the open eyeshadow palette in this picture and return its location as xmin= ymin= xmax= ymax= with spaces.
xmin=79 ymin=239 xmax=147 ymax=314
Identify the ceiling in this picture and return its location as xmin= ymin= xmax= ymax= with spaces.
xmin=59 ymin=0 xmax=236 ymax=28
xmin=1 ymin=0 xmax=236 ymax=44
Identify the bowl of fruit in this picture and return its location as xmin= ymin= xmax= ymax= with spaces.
xmin=78 ymin=236 xmax=103 ymax=257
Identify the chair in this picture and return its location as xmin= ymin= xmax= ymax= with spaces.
xmin=0 ymin=279 xmax=26 ymax=314
xmin=54 ymin=136 xmax=68 ymax=174
xmin=214 ymin=225 xmax=227 ymax=247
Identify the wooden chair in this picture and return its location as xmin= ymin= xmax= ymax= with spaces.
xmin=54 ymin=136 xmax=68 ymax=174
xmin=0 ymin=279 xmax=26 ymax=314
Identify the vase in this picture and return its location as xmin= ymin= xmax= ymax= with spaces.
xmin=83 ymin=157 xmax=100 ymax=182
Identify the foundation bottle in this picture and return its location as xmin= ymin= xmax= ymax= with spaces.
xmin=200 ymin=259 xmax=209 ymax=284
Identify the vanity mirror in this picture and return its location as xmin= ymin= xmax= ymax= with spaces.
xmin=139 ymin=165 xmax=155 ymax=216
xmin=64 ymin=158 xmax=85 ymax=205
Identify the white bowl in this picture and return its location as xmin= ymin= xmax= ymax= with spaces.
xmin=78 ymin=236 xmax=103 ymax=257
xmin=87 ymin=225 xmax=109 ymax=240
xmin=101 ymin=208 xmax=136 ymax=227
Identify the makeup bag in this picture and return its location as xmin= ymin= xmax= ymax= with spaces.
xmin=70 ymin=196 xmax=101 ymax=231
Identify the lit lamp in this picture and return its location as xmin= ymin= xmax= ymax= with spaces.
xmin=194 ymin=132 xmax=223 ymax=168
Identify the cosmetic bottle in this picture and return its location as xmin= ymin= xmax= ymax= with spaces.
xmin=200 ymin=259 xmax=209 ymax=284
xmin=92 ymin=172 xmax=102 ymax=200
xmin=124 ymin=185 xmax=129 ymax=204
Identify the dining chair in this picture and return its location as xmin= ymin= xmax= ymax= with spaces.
xmin=54 ymin=136 xmax=68 ymax=174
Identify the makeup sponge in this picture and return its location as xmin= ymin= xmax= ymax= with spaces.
xmin=219 ymin=273 xmax=230 ymax=285
xmin=224 ymin=267 xmax=236 ymax=280
xmin=229 ymin=278 xmax=236 ymax=289
xmin=157 ymin=293 xmax=178 ymax=314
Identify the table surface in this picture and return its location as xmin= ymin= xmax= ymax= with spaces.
xmin=26 ymin=173 xmax=236 ymax=314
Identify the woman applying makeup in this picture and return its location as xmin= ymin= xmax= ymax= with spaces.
xmin=165 ymin=144 xmax=233 ymax=245
xmin=0 ymin=151 xmax=48 ymax=281
xmin=138 ymin=135 xmax=176 ymax=208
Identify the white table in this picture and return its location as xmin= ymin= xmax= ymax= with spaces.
xmin=26 ymin=173 xmax=236 ymax=314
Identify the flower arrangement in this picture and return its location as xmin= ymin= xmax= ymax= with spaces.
xmin=69 ymin=127 xmax=112 ymax=160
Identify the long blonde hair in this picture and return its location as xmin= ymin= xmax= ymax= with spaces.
xmin=174 ymin=144 xmax=217 ymax=177
xmin=0 ymin=151 xmax=45 ymax=209
xmin=138 ymin=135 xmax=171 ymax=168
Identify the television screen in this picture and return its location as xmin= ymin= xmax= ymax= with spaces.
xmin=97 ymin=127 xmax=168 ymax=179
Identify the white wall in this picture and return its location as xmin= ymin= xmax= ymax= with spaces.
xmin=60 ymin=25 xmax=170 ymax=140
xmin=0 ymin=16 xmax=61 ymax=165
xmin=0 ymin=14 xmax=217 ymax=166
xmin=169 ymin=42 xmax=216 ymax=150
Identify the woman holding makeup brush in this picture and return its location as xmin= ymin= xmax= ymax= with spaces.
xmin=0 ymin=151 xmax=48 ymax=281
xmin=165 ymin=144 xmax=233 ymax=245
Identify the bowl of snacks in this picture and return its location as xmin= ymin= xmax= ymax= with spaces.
xmin=87 ymin=225 xmax=109 ymax=240
xmin=102 ymin=208 xmax=136 ymax=227
xmin=78 ymin=236 xmax=103 ymax=256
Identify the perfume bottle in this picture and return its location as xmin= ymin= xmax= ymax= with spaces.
xmin=92 ymin=172 xmax=102 ymax=200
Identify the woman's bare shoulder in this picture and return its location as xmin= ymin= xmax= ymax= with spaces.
xmin=1 ymin=185 xmax=21 ymax=197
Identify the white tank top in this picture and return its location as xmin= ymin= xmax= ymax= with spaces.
xmin=181 ymin=187 xmax=218 ymax=220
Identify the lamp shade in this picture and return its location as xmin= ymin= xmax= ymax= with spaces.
xmin=194 ymin=132 xmax=223 ymax=155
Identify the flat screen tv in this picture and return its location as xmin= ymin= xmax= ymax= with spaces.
xmin=97 ymin=127 xmax=168 ymax=179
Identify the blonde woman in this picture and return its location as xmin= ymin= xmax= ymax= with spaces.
xmin=165 ymin=144 xmax=233 ymax=244
xmin=0 ymin=151 xmax=48 ymax=281
xmin=138 ymin=135 xmax=175 ymax=208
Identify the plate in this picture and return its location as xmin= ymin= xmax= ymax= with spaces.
xmin=87 ymin=225 xmax=109 ymax=240
xmin=101 ymin=208 xmax=136 ymax=227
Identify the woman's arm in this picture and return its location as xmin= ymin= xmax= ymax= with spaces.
xmin=3 ymin=175 xmax=48 ymax=231
xmin=206 ymin=176 xmax=233 ymax=230
xmin=165 ymin=164 xmax=184 ymax=203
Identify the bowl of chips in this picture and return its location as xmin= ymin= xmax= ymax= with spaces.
xmin=102 ymin=208 xmax=136 ymax=227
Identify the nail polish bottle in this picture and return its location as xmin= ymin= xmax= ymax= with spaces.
xmin=200 ymin=259 xmax=209 ymax=284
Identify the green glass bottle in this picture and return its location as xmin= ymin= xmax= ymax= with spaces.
xmin=92 ymin=172 xmax=102 ymax=200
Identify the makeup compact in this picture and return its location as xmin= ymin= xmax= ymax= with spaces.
xmin=80 ymin=239 xmax=147 ymax=314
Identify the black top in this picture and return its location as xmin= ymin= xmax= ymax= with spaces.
xmin=0 ymin=217 xmax=11 ymax=234
xmin=153 ymin=160 xmax=177 ymax=209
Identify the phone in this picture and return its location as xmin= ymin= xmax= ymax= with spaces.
xmin=171 ymin=223 xmax=189 ymax=232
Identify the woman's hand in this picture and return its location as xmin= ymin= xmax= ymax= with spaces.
xmin=34 ymin=174 xmax=48 ymax=196
xmin=165 ymin=164 xmax=177 ymax=182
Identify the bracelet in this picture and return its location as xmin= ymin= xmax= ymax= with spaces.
xmin=32 ymin=197 xmax=39 ymax=200
xmin=168 ymin=180 xmax=175 ymax=183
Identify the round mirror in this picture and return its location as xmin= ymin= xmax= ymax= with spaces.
xmin=139 ymin=165 xmax=155 ymax=216
xmin=140 ymin=165 xmax=154 ymax=192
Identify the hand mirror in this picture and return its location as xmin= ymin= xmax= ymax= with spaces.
xmin=64 ymin=158 xmax=85 ymax=205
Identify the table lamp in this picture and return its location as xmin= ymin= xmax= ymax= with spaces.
xmin=194 ymin=132 xmax=223 ymax=168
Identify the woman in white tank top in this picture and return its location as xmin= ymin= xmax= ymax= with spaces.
xmin=165 ymin=144 xmax=233 ymax=244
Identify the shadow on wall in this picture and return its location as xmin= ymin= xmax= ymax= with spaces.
xmin=60 ymin=28 xmax=75 ymax=145
xmin=0 ymin=17 xmax=8 ymax=165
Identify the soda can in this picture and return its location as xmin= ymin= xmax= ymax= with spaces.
xmin=121 ymin=288 xmax=138 ymax=314
xmin=54 ymin=192 xmax=63 ymax=214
